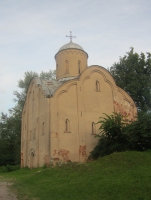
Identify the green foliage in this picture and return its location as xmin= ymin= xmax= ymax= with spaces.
xmin=0 ymin=113 xmax=21 ymax=165
xmin=0 ymin=165 xmax=20 ymax=173
xmin=1 ymin=151 xmax=151 ymax=200
xmin=90 ymin=113 xmax=129 ymax=159
xmin=0 ymin=69 xmax=56 ymax=166
xmin=0 ymin=166 xmax=6 ymax=173
xmin=125 ymin=112 xmax=151 ymax=151
xmin=42 ymin=164 xmax=47 ymax=169
xmin=13 ymin=71 xmax=39 ymax=111
xmin=39 ymin=70 xmax=56 ymax=81
xmin=110 ymin=48 xmax=151 ymax=112
xmin=90 ymin=112 xmax=151 ymax=159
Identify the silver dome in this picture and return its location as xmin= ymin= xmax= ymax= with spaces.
xmin=58 ymin=41 xmax=84 ymax=52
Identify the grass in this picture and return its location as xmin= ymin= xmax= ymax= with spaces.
xmin=0 ymin=151 xmax=151 ymax=200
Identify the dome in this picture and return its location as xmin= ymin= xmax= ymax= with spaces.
xmin=58 ymin=41 xmax=84 ymax=52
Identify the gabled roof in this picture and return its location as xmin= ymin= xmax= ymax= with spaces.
xmin=35 ymin=78 xmax=63 ymax=97
xmin=34 ymin=76 xmax=77 ymax=97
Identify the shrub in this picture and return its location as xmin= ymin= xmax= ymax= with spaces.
xmin=0 ymin=165 xmax=20 ymax=173
xmin=90 ymin=112 xmax=151 ymax=160
xmin=90 ymin=113 xmax=129 ymax=159
xmin=0 ymin=166 xmax=7 ymax=173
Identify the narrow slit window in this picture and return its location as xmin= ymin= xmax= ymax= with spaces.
xmin=78 ymin=61 xmax=81 ymax=74
xmin=96 ymin=81 xmax=100 ymax=91
xmin=65 ymin=119 xmax=70 ymax=132
xmin=42 ymin=122 xmax=44 ymax=135
xmin=66 ymin=60 xmax=69 ymax=74
xmin=92 ymin=122 xmax=96 ymax=134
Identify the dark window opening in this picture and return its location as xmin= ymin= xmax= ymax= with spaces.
xmin=92 ymin=122 xmax=96 ymax=134
xmin=65 ymin=119 xmax=70 ymax=132
xmin=96 ymin=81 xmax=100 ymax=91
xmin=66 ymin=60 xmax=69 ymax=74
xmin=78 ymin=61 xmax=81 ymax=74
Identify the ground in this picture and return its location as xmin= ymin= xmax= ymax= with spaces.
xmin=0 ymin=181 xmax=17 ymax=200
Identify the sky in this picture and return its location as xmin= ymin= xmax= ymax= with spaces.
xmin=0 ymin=0 xmax=151 ymax=114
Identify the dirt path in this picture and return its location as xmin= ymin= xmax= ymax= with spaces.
xmin=0 ymin=182 xmax=17 ymax=200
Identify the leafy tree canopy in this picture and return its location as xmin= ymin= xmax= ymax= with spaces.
xmin=110 ymin=48 xmax=151 ymax=112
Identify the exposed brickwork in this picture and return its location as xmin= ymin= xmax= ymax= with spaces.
xmin=43 ymin=155 xmax=50 ymax=166
xmin=114 ymin=100 xmax=136 ymax=121
xmin=58 ymin=149 xmax=69 ymax=162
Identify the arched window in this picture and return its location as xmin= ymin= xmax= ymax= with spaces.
xmin=66 ymin=60 xmax=69 ymax=74
xmin=92 ymin=122 xmax=96 ymax=134
xmin=65 ymin=119 xmax=70 ymax=132
xmin=78 ymin=60 xmax=81 ymax=74
xmin=96 ymin=81 xmax=100 ymax=91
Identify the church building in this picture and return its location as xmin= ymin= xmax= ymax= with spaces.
xmin=21 ymin=33 xmax=137 ymax=168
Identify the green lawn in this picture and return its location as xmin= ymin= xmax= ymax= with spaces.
xmin=0 ymin=151 xmax=151 ymax=200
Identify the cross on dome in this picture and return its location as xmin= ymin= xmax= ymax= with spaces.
xmin=66 ymin=31 xmax=76 ymax=42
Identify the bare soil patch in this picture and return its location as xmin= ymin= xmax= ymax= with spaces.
xmin=0 ymin=181 xmax=17 ymax=200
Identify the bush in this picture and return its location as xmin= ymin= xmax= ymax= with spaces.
xmin=0 ymin=165 xmax=20 ymax=173
xmin=90 ymin=112 xmax=151 ymax=159
xmin=90 ymin=113 xmax=129 ymax=159
xmin=0 ymin=166 xmax=7 ymax=173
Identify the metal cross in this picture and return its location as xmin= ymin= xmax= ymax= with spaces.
xmin=66 ymin=31 xmax=76 ymax=42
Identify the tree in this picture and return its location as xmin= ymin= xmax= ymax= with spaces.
xmin=0 ymin=113 xmax=21 ymax=165
xmin=110 ymin=48 xmax=151 ymax=112
xmin=125 ymin=112 xmax=151 ymax=151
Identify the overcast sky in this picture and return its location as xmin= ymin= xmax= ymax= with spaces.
xmin=0 ymin=0 xmax=151 ymax=114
